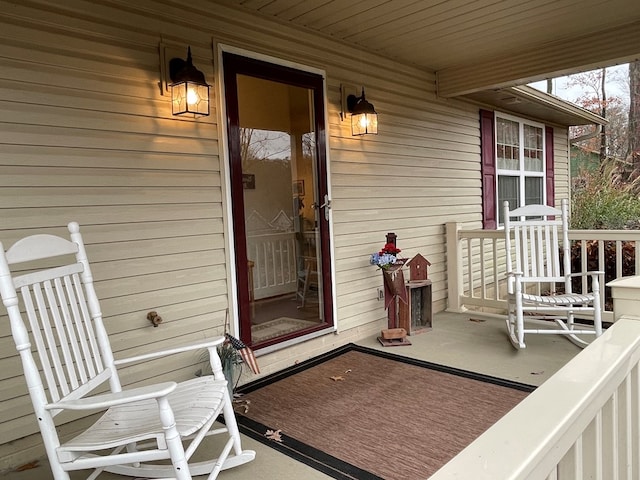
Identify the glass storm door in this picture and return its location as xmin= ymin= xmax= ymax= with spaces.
xmin=223 ymin=52 xmax=333 ymax=349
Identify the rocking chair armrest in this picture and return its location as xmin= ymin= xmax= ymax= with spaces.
xmin=514 ymin=275 xmax=558 ymax=283
xmin=567 ymin=271 xmax=604 ymax=278
xmin=46 ymin=382 xmax=178 ymax=411
xmin=508 ymin=272 xmax=557 ymax=282
xmin=113 ymin=337 xmax=226 ymax=366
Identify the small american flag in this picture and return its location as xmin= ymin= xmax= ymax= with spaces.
xmin=225 ymin=333 xmax=260 ymax=375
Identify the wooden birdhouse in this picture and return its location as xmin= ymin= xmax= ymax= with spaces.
xmin=398 ymin=253 xmax=433 ymax=336
xmin=406 ymin=253 xmax=431 ymax=282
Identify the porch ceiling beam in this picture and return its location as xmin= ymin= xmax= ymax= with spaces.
xmin=436 ymin=21 xmax=640 ymax=98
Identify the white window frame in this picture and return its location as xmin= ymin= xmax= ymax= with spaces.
xmin=494 ymin=112 xmax=547 ymax=223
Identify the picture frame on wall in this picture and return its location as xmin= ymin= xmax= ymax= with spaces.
xmin=293 ymin=180 xmax=305 ymax=196
xmin=242 ymin=173 xmax=255 ymax=189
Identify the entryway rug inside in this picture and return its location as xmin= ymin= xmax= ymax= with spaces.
xmin=251 ymin=317 xmax=318 ymax=343
xmin=236 ymin=343 xmax=534 ymax=480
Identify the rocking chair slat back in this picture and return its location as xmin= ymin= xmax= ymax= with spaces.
xmin=1 ymin=227 xmax=114 ymax=409
xmin=507 ymin=207 xmax=567 ymax=294
xmin=18 ymin=270 xmax=105 ymax=402
xmin=515 ymin=223 xmax=562 ymax=279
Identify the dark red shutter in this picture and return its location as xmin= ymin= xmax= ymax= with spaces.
xmin=480 ymin=109 xmax=497 ymax=229
xmin=545 ymin=126 xmax=555 ymax=207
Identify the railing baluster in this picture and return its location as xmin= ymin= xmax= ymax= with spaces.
xmin=621 ymin=374 xmax=633 ymax=479
xmin=278 ymin=239 xmax=285 ymax=284
xmin=466 ymin=238 xmax=473 ymax=298
xmin=581 ymin=240 xmax=588 ymax=294
xmin=575 ymin=435 xmax=585 ymax=479
xmin=262 ymin=241 xmax=268 ymax=287
xmin=479 ymin=238 xmax=486 ymax=299
xmin=632 ymin=365 xmax=640 ymax=479
xmin=598 ymin=241 xmax=606 ymax=310
xmin=492 ymin=238 xmax=499 ymax=301
xmin=617 ymin=240 xmax=624 ymax=280
xmin=557 ymin=439 xmax=580 ymax=479
xmin=602 ymin=393 xmax=618 ymax=479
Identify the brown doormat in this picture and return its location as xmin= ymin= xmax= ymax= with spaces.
xmin=235 ymin=344 xmax=533 ymax=480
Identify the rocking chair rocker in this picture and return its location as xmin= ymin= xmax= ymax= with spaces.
xmin=503 ymin=199 xmax=603 ymax=349
xmin=0 ymin=223 xmax=255 ymax=479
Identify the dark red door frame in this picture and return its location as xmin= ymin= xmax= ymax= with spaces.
xmin=222 ymin=52 xmax=333 ymax=347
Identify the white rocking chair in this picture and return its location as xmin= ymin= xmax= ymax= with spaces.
xmin=0 ymin=223 xmax=255 ymax=480
xmin=503 ymin=199 xmax=603 ymax=349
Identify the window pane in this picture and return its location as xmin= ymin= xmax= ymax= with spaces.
xmin=524 ymin=177 xmax=543 ymax=205
xmin=498 ymin=175 xmax=519 ymax=224
xmin=523 ymin=124 xmax=543 ymax=171
xmin=493 ymin=114 xmax=547 ymax=225
xmin=236 ymin=74 xmax=326 ymax=345
xmin=496 ymin=117 xmax=519 ymax=170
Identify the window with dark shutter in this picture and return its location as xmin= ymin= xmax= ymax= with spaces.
xmin=480 ymin=110 xmax=555 ymax=228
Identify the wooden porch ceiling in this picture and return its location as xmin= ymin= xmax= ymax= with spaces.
xmin=218 ymin=0 xmax=640 ymax=98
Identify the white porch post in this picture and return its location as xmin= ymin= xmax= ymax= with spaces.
xmin=607 ymin=275 xmax=640 ymax=321
xmin=445 ymin=222 xmax=465 ymax=313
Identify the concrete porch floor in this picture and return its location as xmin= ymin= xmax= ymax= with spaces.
xmin=3 ymin=311 xmax=585 ymax=480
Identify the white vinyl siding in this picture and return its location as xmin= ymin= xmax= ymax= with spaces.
xmin=0 ymin=0 xmax=570 ymax=466
xmin=553 ymin=128 xmax=571 ymax=204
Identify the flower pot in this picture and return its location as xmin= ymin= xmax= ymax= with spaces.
xmin=222 ymin=360 xmax=236 ymax=398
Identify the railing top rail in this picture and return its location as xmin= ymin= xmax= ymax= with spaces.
xmin=456 ymin=229 xmax=504 ymax=240
xmin=568 ymin=230 xmax=640 ymax=241
xmin=430 ymin=317 xmax=640 ymax=479
xmin=454 ymin=226 xmax=640 ymax=242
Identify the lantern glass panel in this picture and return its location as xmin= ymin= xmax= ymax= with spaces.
xmin=171 ymin=81 xmax=209 ymax=116
xmin=351 ymin=112 xmax=378 ymax=135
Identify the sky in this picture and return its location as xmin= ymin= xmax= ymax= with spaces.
xmin=529 ymin=64 xmax=630 ymax=105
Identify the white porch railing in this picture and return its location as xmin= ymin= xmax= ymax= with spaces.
xmin=446 ymin=223 xmax=640 ymax=323
xmin=246 ymin=232 xmax=297 ymax=300
xmin=430 ymin=315 xmax=640 ymax=479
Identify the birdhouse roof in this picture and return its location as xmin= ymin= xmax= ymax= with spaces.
xmin=406 ymin=253 xmax=431 ymax=266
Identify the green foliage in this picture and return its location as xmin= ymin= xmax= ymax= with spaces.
xmin=195 ymin=343 xmax=239 ymax=377
xmin=217 ymin=343 xmax=240 ymax=368
xmin=570 ymin=145 xmax=600 ymax=178
xmin=572 ymin=164 xmax=640 ymax=230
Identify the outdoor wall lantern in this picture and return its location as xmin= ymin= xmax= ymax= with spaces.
xmin=169 ymin=47 xmax=210 ymax=117
xmin=347 ymin=88 xmax=378 ymax=136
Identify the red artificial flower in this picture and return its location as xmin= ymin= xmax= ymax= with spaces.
xmin=380 ymin=242 xmax=401 ymax=255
